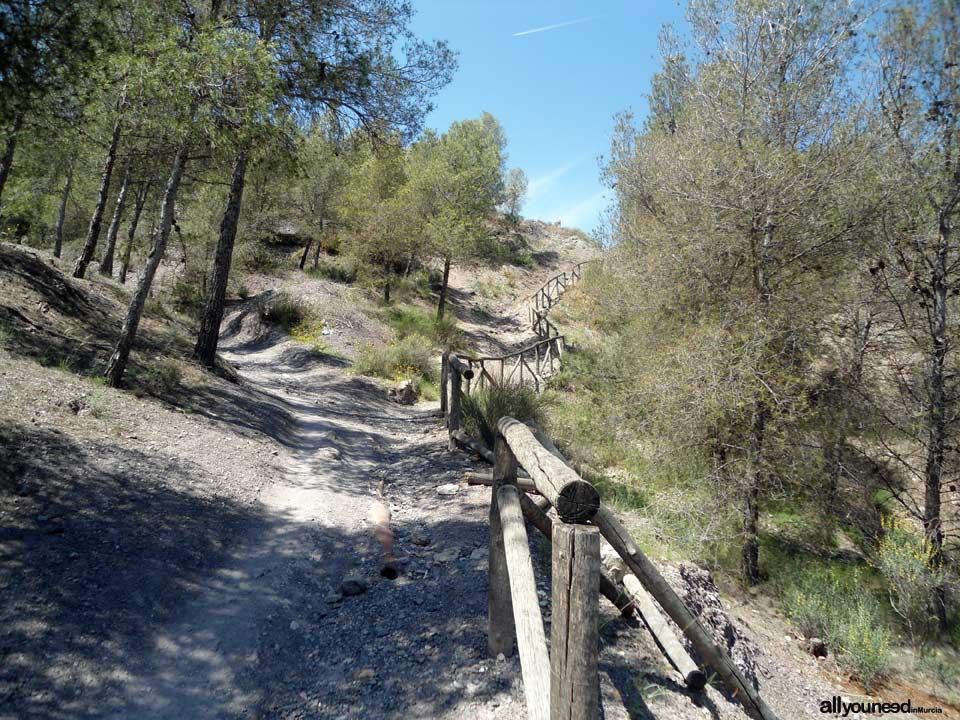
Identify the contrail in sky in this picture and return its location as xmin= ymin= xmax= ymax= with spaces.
xmin=512 ymin=16 xmax=598 ymax=37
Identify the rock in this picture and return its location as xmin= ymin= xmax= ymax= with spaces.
xmin=324 ymin=591 xmax=343 ymax=604
xmin=436 ymin=483 xmax=459 ymax=496
xmin=434 ymin=547 xmax=460 ymax=563
xmin=470 ymin=547 xmax=487 ymax=560
xmin=316 ymin=447 xmax=340 ymax=461
xmin=410 ymin=533 xmax=432 ymax=547
xmin=388 ymin=380 xmax=419 ymax=405
xmin=807 ymin=638 xmax=828 ymax=658
xmin=340 ymin=576 xmax=368 ymax=596
xmin=289 ymin=620 xmax=300 ymax=631
xmin=353 ymin=668 xmax=375 ymax=682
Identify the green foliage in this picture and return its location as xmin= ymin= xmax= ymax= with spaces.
xmin=872 ymin=516 xmax=947 ymax=647
xmin=382 ymin=304 xmax=462 ymax=347
xmin=354 ymin=335 xmax=436 ymax=383
xmin=289 ymin=320 xmax=330 ymax=354
xmin=132 ymin=359 xmax=182 ymax=397
xmin=261 ymin=293 xmax=308 ymax=331
xmin=461 ymin=384 xmax=548 ymax=449
xmin=774 ymin=557 xmax=891 ymax=690
xmin=307 ymin=258 xmax=359 ymax=284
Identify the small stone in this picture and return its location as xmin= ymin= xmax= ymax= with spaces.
xmin=436 ymin=483 xmax=459 ymax=496
xmin=289 ymin=620 xmax=300 ymax=631
xmin=353 ymin=668 xmax=375 ymax=682
xmin=324 ymin=591 xmax=343 ymax=604
xmin=496 ymin=653 xmax=506 ymax=663
xmin=410 ymin=533 xmax=432 ymax=547
xmin=470 ymin=547 xmax=487 ymax=560
xmin=340 ymin=576 xmax=368 ymax=596
xmin=435 ymin=547 xmax=460 ymax=563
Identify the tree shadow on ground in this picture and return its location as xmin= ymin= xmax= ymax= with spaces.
xmin=0 ymin=420 xmax=519 ymax=719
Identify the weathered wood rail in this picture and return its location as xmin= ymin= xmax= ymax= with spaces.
xmin=447 ymin=261 xmax=589 ymax=398
xmin=441 ymin=401 xmax=780 ymax=720
xmin=528 ymin=261 xmax=589 ymax=338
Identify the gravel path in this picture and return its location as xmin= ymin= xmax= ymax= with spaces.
xmin=92 ymin=321 xmax=534 ymax=719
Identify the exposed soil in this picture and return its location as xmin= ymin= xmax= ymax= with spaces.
xmin=0 ymin=237 xmax=945 ymax=720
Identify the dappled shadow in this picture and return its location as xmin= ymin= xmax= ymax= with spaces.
xmin=0 ymin=421 xmax=264 ymax=719
xmin=0 ymin=420 xmax=521 ymax=719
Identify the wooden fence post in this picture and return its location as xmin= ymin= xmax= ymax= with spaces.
xmin=551 ymin=523 xmax=600 ymax=720
xmin=448 ymin=364 xmax=462 ymax=452
xmin=440 ymin=350 xmax=449 ymax=419
xmin=489 ymin=432 xmax=517 ymax=658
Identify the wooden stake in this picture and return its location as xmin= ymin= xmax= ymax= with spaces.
xmin=551 ymin=523 xmax=600 ymax=720
xmin=499 ymin=485 xmax=551 ymax=720
xmin=489 ymin=434 xmax=516 ymax=658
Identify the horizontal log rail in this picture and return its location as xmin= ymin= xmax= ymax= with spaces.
xmin=459 ymin=335 xmax=565 ymax=395
xmin=444 ymin=408 xmax=779 ymax=720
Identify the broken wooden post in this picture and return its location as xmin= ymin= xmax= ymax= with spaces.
xmin=593 ymin=506 xmax=778 ymax=720
xmin=498 ymin=417 xmax=600 ymax=523
xmin=499 ymin=484 xmax=551 ymax=720
xmin=440 ymin=350 xmax=449 ymax=418
xmin=448 ymin=364 xmax=462 ymax=452
xmin=551 ymin=523 xmax=600 ymax=720
xmin=603 ymin=554 xmax=706 ymax=690
xmin=488 ymin=433 xmax=516 ymax=658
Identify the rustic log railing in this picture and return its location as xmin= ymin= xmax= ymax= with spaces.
xmin=488 ymin=418 xmax=602 ymax=720
xmin=441 ymin=402 xmax=780 ymax=720
xmin=462 ymin=335 xmax=565 ymax=395
xmin=528 ymin=261 xmax=590 ymax=337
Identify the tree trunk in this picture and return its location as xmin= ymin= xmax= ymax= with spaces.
xmin=54 ymin=166 xmax=74 ymax=258
xmin=104 ymin=144 xmax=187 ymax=387
xmin=313 ymin=228 xmax=323 ymax=267
xmin=73 ymin=119 xmax=122 ymax=278
xmin=299 ymin=239 xmax=312 ymax=269
xmin=0 ymin=112 xmax=25 ymax=206
xmin=742 ymin=404 xmax=765 ymax=585
xmin=194 ymin=151 xmax=247 ymax=368
xmin=437 ymin=255 xmax=451 ymax=320
xmin=924 ymin=220 xmax=949 ymax=628
xmin=98 ymin=158 xmax=132 ymax=276
xmin=119 ymin=181 xmax=150 ymax=284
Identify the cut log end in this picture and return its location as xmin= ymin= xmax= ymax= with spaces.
xmin=555 ymin=480 xmax=601 ymax=523
xmin=685 ymin=670 xmax=708 ymax=692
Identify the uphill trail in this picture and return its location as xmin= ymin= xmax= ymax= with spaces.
xmin=107 ymin=285 xmax=558 ymax=719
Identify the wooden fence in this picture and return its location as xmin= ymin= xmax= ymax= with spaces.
xmin=528 ymin=261 xmax=590 ymax=336
xmin=443 ymin=261 xmax=589 ymax=400
xmin=440 ymin=397 xmax=780 ymax=720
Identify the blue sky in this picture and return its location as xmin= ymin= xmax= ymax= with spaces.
xmin=410 ymin=1 xmax=687 ymax=234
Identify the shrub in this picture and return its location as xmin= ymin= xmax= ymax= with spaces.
xmin=382 ymin=305 xmax=462 ymax=347
xmin=461 ymin=384 xmax=548 ymax=448
xmin=262 ymin=293 xmax=308 ymax=331
xmin=777 ymin=560 xmax=891 ymax=690
xmin=354 ymin=334 xmax=435 ymax=382
xmin=290 ymin=320 xmax=330 ymax=354
xmin=307 ymin=258 xmax=358 ymax=284
xmin=134 ymin=359 xmax=182 ymax=396
xmin=872 ymin=516 xmax=946 ymax=647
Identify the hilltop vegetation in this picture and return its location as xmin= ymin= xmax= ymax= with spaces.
xmin=541 ymin=0 xmax=960 ymax=698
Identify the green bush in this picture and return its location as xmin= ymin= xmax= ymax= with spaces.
xmin=307 ymin=258 xmax=358 ymax=284
xmin=133 ymin=359 xmax=182 ymax=396
xmin=262 ymin=293 xmax=308 ymax=331
xmin=461 ymin=384 xmax=548 ymax=448
xmin=777 ymin=559 xmax=891 ymax=690
xmin=872 ymin=516 xmax=946 ymax=647
xmin=382 ymin=305 xmax=462 ymax=347
xmin=354 ymin=334 xmax=436 ymax=382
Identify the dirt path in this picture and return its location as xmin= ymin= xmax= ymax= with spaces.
xmin=100 ymin=320 xmax=535 ymax=719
